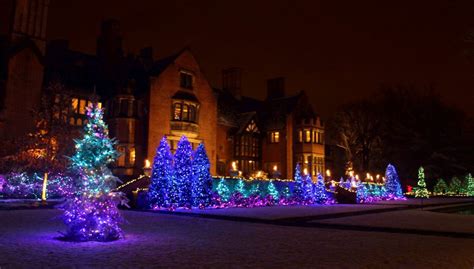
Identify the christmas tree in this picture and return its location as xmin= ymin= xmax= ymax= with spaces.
xmin=60 ymin=104 xmax=126 ymax=241
xmin=293 ymin=163 xmax=304 ymax=200
xmin=191 ymin=143 xmax=213 ymax=207
xmin=313 ymin=173 xmax=327 ymax=204
xmin=433 ymin=178 xmax=448 ymax=195
xmin=267 ymin=181 xmax=279 ymax=200
xmin=147 ymin=137 xmax=173 ymax=209
xmin=449 ymin=177 xmax=462 ymax=195
xmin=303 ymin=173 xmax=314 ymax=202
xmin=465 ymin=173 xmax=474 ymax=196
xmin=384 ymin=164 xmax=404 ymax=199
xmin=414 ymin=167 xmax=429 ymax=198
xmin=173 ymin=136 xmax=193 ymax=207
xmin=356 ymin=183 xmax=368 ymax=203
xmin=235 ymin=179 xmax=247 ymax=197
xmin=216 ymin=178 xmax=231 ymax=201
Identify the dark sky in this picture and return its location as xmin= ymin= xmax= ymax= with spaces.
xmin=47 ymin=0 xmax=474 ymax=117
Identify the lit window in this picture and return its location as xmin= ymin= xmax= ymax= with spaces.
xmin=174 ymin=103 xmax=182 ymax=120
xmin=270 ymin=131 xmax=279 ymax=143
xmin=117 ymin=147 xmax=126 ymax=167
xmin=71 ymin=98 xmax=79 ymax=113
xmin=246 ymin=120 xmax=259 ymax=133
xmin=182 ymin=105 xmax=189 ymax=121
xmin=305 ymin=130 xmax=311 ymax=143
xmin=298 ymin=130 xmax=303 ymax=143
xmin=129 ymin=148 xmax=136 ymax=166
xmin=79 ymin=99 xmax=87 ymax=114
xmin=180 ymin=72 xmax=193 ymax=89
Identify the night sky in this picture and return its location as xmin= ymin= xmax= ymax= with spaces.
xmin=47 ymin=0 xmax=474 ymax=118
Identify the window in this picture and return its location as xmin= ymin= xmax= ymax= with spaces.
xmin=117 ymin=147 xmax=126 ymax=167
xmin=305 ymin=129 xmax=311 ymax=143
xmin=129 ymin=147 xmax=136 ymax=166
xmin=172 ymin=102 xmax=198 ymax=123
xmin=298 ymin=130 xmax=303 ymax=143
xmin=120 ymin=99 xmax=129 ymax=116
xmin=180 ymin=72 xmax=193 ymax=89
xmin=246 ymin=120 xmax=259 ymax=133
xmin=269 ymin=131 xmax=280 ymax=143
xmin=79 ymin=99 xmax=87 ymax=114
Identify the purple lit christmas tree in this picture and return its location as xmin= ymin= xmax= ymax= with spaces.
xmin=148 ymin=137 xmax=173 ymax=208
xmin=384 ymin=164 xmax=404 ymax=199
xmin=60 ymin=104 xmax=127 ymax=241
xmin=173 ymin=136 xmax=193 ymax=207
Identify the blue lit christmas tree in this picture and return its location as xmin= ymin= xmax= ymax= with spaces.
xmin=384 ymin=164 xmax=404 ymax=199
xmin=303 ymin=173 xmax=314 ymax=202
xmin=313 ymin=173 xmax=328 ymax=204
xmin=147 ymin=137 xmax=173 ymax=208
xmin=293 ymin=163 xmax=304 ymax=201
xmin=173 ymin=136 xmax=193 ymax=207
xmin=60 ymin=104 xmax=126 ymax=241
xmin=191 ymin=143 xmax=213 ymax=207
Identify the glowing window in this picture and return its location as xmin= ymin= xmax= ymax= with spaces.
xmin=129 ymin=148 xmax=136 ymax=166
xmin=298 ymin=130 xmax=303 ymax=143
xmin=173 ymin=103 xmax=182 ymax=120
xmin=305 ymin=130 xmax=311 ymax=143
xmin=71 ymin=98 xmax=79 ymax=113
xmin=246 ymin=120 xmax=259 ymax=133
xmin=270 ymin=131 xmax=279 ymax=143
xmin=79 ymin=99 xmax=87 ymax=114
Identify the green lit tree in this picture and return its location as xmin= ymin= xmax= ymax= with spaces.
xmin=449 ymin=176 xmax=462 ymax=195
xmin=414 ymin=167 xmax=429 ymax=198
xmin=433 ymin=178 xmax=448 ymax=195
xmin=465 ymin=173 xmax=474 ymax=196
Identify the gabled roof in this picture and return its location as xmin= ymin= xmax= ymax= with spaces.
xmin=149 ymin=47 xmax=190 ymax=77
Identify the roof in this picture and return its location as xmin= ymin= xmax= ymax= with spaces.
xmin=172 ymin=90 xmax=199 ymax=103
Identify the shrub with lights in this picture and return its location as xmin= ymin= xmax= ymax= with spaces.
xmin=433 ymin=178 xmax=448 ymax=195
xmin=59 ymin=104 xmax=127 ymax=242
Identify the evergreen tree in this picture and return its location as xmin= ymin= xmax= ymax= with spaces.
xmin=384 ymin=164 xmax=404 ymax=198
xmin=433 ymin=178 xmax=448 ymax=195
xmin=449 ymin=177 xmax=462 ymax=195
xmin=60 ymin=104 xmax=126 ymax=241
xmin=465 ymin=173 xmax=474 ymax=196
xmin=216 ymin=178 xmax=231 ymax=201
xmin=173 ymin=136 xmax=193 ymax=207
xmin=282 ymin=186 xmax=291 ymax=198
xmin=235 ymin=179 xmax=247 ymax=197
xmin=303 ymin=173 xmax=314 ymax=202
xmin=293 ymin=163 xmax=304 ymax=200
xmin=249 ymin=183 xmax=261 ymax=196
xmin=267 ymin=180 xmax=279 ymax=200
xmin=414 ymin=167 xmax=429 ymax=198
xmin=191 ymin=143 xmax=213 ymax=207
xmin=147 ymin=137 xmax=173 ymax=208
xmin=313 ymin=173 xmax=328 ymax=204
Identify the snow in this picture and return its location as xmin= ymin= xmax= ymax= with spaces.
xmin=0 ymin=207 xmax=473 ymax=268
xmin=176 ymin=204 xmax=401 ymax=220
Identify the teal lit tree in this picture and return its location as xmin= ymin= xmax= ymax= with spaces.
xmin=217 ymin=178 xmax=231 ymax=201
xmin=414 ymin=167 xmax=429 ymax=198
xmin=449 ymin=177 xmax=462 ymax=195
xmin=267 ymin=181 xmax=279 ymax=200
xmin=384 ymin=164 xmax=404 ymax=199
xmin=173 ymin=136 xmax=193 ymax=207
xmin=60 ymin=104 xmax=126 ymax=241
xmin=235 ymin=179 xmax=247 ymax=197
xmin=433 ymin=178 xmax=448 ymax=195
xmin=191 ymin=143 xmax=213 ymax=207
xmin=147 ymin=137 xmax=173 ymax=208
xmin=313 ymin=173 xmax=327 ymax=204
xmin=249 ymin=183 xmax=261 ymax=196
xmin=465 ymin=173 xmax=474 ymax=196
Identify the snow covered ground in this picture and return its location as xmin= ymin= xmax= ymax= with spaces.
xmin=0 ymin=205 xmax=473 ymax=268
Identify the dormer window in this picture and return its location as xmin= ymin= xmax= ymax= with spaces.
xmin=180 ymin=72 xmax=193 ymax=89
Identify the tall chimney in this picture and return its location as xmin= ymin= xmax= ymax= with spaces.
xmin=266 ymin=77 xmax=285 ymax=99
xmin=222 ymin=68 xmax=242 ymax=100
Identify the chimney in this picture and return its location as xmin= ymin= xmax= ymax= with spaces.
xmin=97 ymin=19 xmax=123 ymax=62
xmin=222 ymin=68 xmax=242 ymax=100
xmin=266 ymin=77 xmax=285 ymax=99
